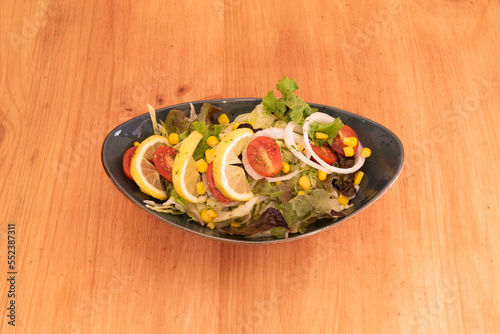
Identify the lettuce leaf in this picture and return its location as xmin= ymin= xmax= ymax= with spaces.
xmin=252 ymin=179 xmax=293 ymax=203
xmin=248 ymin=103 xmax=277 ymax=129
xmin=161 ymin=109 xmax=192 ymax=136
xmin=308 ymin=118 xmax=344 ymax=146
xmin=197 ymin=103 xmax=222 ymax=126
xmin=262 ymin=76 xmax=316 ymax=125
xmin=191 ymin=121 xmax=222 ymax=161
xmin=278 ymin=189 xmax=345 ymax=233
xmin=225 ymin=208 xmax=288 ymax=236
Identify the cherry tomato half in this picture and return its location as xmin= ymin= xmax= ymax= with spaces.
xmin=246 ymin=136 xmax=282 ymax=177
xmin=330 ymin=125 xmax=359 ymax=157
xmin=206 ymin=162 xmax=232 ymax=203
xmin=153 ymin=146 xmax=177 ymax=182
xmin=310 ymin=142 xmax=337 ymax=164
xmin=123 ymin=146 xmax=137 ymax=180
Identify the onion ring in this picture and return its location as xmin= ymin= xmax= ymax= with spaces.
xmin=303 ymin=112 xmax=365 ymax=174
xmin=284 ymin=122 xmax=332 ymax=173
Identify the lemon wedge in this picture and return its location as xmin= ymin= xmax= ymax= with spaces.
xmin=130 ymin=135 xmax=170 ymax=200
xmin=213 ymin=128 xmax=254 ymax=201
xmin=172 ymin=131 xmax=208 ymax=203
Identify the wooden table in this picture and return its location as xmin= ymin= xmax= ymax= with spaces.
xmin=1 ymin=0 xmax=499 ymax=333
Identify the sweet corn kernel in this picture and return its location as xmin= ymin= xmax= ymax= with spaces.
xmin=361 ymin=147 xmax=371 ymax=158
xmin=218 ymin=114 xmax=230 ymax=124
xmin=206 ymin=209 xmax=218 ymax=218
xmin=207 ymin=222 xmax=216 ymax=229
xmin=205 ymin=148 xmax=216 ymax=163
xmin=196 ymin=182 xmax=206 ymax=195
xmin=133 ymin=141 xmax=140 ymax=147
xmin=343 ymin=146 xmax=354 ymax=157
xmin=281 ymin=162 xmax=291 ymax=174
xmin=201 ymin=209 xmax=213 ymax=223
xmin=206 ymin=136 xmax=219 ymax=148
xmin=168 ymin=133 xmax=180 ymax=145
xmin=354 ymin=171 xmax=364 ymax=185
xmin=298 ymin=175 xmax=311 ymax=191
xmin=318 ymin=169 xmax=327 ymax=181
xmin=337 ymin=194 xmax=349 ymax=205
xmin=196 ymin=159 xmax=208 ymax=173
xmin=276 ymin=181 xmax=282 ymax=185
xmin=315 ymin=132 xmax=329 ymax=140
xmin=231 ymin=222 xmax=242 ymax=227
xmin=297 ymin=191 xmax=306 ymax=196
xmin=296 ymin=144 xmax=304 ymax=152
xmin=249 ymin=122 xmax=255 ymax=127
xmin=233 ymin=122 xmax=241 ymax=129
xmin=343 ymin=137 xmax=358 ymax=147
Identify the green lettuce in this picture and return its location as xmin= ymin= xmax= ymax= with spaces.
xmin=308 ymin=118 xmax=344 ymax=146
xmin=262 ymin=76 xmax=317 ymax=125
xmin=161 ymin=109 xmax=192 ymax=136
xmin=197 ymin=103 xmax=222 ymax=126
xmin=279 ymin=189 xmax=345 ymax=233
xmin=252 ymin=179 xmax=293 ymax=203
xmin=191 ymin=121 xmax=222 ymax=161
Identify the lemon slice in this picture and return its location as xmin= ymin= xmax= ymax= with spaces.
xmin=172 ymin=131 xmax=208 ymax=203
xmin=213 ymin=128 xmax=254 ymax=201
xmin=130 ymin=135 xmax=170 ymax=200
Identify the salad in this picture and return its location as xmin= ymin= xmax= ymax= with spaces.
xmin=122 ymin=77 xmax=371 ymax=239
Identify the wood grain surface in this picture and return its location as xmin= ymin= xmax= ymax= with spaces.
xmin=1 ymin=0 xmax=499 ymax=333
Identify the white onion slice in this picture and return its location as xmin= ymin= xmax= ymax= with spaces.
xmin=265 ymin=169 xmax=301 ymax=182
xmin=213 ymin=197 xmax=258 ymax=222
xmin=302 ymin=112 xmax=365 ymax=175
xmin=284 ymin=121 xmax=332 ymax=173
xmin=241 ymin=146 xmax=264 ymax=180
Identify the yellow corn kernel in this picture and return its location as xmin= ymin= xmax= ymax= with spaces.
xmin=196 ymin=159 xmax=208 ymax=173
xmin=361 ymin=147 xmax=371 ymax=158
xmin=218 ymin=114 xmax=230 ymax=124
xmin=206 ymin=209 xmax=218 ymax=218
xmin=343 ymin=146 xmax=354 ymax=157
xmin=206 ymin=136 xmax=219 ymax=148
xmin=249 ymin=122 xmax=255 ymax=127
xmin=281 ymin=162 xmax=291 ymax=174
xmin=133 ymin=141 xmax=140 ymax=147
xmin=276 ymin=181 xmax=282 ymax=185
xmin=337 ymin=194 xmax=349 ymax=205
xmin=298 ymin=175 xmax=311 ymax=191
xmin=354 ymin=171 xmax=364 ymax=185
xmin=207 ymin=222 xmax=216 ymax=229
xmin=231 ymin=222 xmax=241 ymax=227
xmin=201 ymin=209 xmax=213 ymax=223
xmin=297 ymin=191 xmax=306 ymax=196
xmin=315 ymin=132 xmax=329 ymax=140
xmin=343 ymin=137 xmax=358 ymax=147
xmin=168 ymin=133 xmax=180 ymax=145
xmin=233 ymin=122 xmax=241 ymax=129
xmin=196 ymin=182 xmax=206 ymax=195
xmin=296 ymin=144 xmax=304 ymax=152
xmin=205 ymin=148 xmax=216 ymax=163
xmin=317 ymin=169 xmax=327 ymax=181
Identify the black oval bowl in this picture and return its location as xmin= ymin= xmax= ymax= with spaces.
xmin=101 ymin=98 xmax=404 ymax=244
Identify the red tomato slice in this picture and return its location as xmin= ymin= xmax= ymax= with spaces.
xmin=206 ymin=162 xmax=232 ymax=203
xmin=246 ymin=136 xmax=282 ymax=177
xmin=310 ymin=142 xmax=337 ymax=164
xmin=123 ymin=146 xmax=137 ymax=180
xmin=153 ymin=146 xmax=177 ymax=182
xmin=330 ymin=125 xmax=359 ymax=157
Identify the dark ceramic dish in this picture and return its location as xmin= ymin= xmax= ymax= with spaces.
xmin=101 ymin=98 xmax=404 ymax=244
